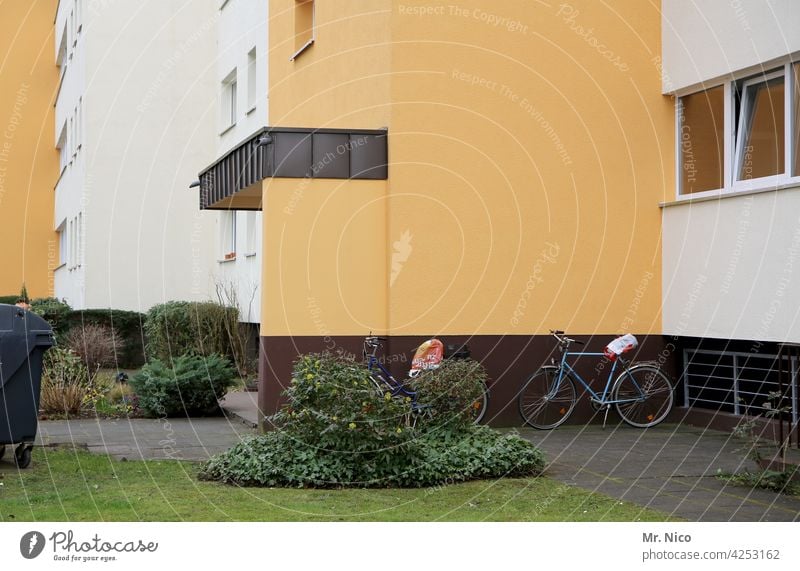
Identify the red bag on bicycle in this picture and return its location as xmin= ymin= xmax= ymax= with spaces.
xmin=410 ymin=339 xmax=444 ymax=376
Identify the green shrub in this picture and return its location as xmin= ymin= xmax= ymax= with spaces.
xmin=40 ymin=347 xmax=96 ymax=416
xmin=30 ymin=298 xmax=73 ymax=334
xmin=199 ymin=352 xmax=545 ymax=488
xmin=410 ymin=359 xmax=488 ymax=428
xmin=130 ymin=353 xmax=237 ymax=417
xmin=144 ymin=301 xmax=238 ymax=364
xmin=0 ymin=295 xmax=19 ymax=305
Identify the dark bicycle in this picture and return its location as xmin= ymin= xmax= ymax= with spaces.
xmin=363 ymin=335 xmax=489 ymax=424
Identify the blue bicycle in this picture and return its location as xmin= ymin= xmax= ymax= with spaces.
xmin=518 ymin=330 xmax=674 ymax=429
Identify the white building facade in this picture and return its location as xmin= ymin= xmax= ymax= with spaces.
xmin=54 ymin=0 xmax=219 ymax=312
xmin=211 ymin=0 xmax=268 ymax=324
xmin=660 ymin=0 xmax=800 ymax=418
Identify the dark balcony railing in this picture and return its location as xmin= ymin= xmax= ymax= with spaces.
xmin=197 ymin=126 xmax=388 ymax=210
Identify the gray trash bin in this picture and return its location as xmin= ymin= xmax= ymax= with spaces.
xmin=0 ymin=304 xmax=54 ymax=468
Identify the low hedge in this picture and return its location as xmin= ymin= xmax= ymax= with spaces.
xmin=199 ymin=352 xmax=545 ymax=488
xmin=29 ymin=299 xmax=146 ymax=368
xmin=144 ymin=301 xmax=239 ymax=364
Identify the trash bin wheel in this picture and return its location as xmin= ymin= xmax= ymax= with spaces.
xmin=14 ymin=444 xmax=32 ymax=469
xmin=0 ymin=445 xmax=5 ymax=461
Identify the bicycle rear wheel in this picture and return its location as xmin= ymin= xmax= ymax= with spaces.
xmin=612 ymin=365 xmax=674 ymax=428
xmin=518 ymin=366 xmax=577 ymax=429
xmin=471 ymin=381 xmax=489 ymax=424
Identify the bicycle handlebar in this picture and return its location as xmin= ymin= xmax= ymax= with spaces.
xmin=549 ymin=329 xmax=585 ymax=346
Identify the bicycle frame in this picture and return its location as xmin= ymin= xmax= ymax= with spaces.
xmin=364 ymin=340 xmax=417 ymax=401
xmin=554 ymin=347 xmax=645 ymax=406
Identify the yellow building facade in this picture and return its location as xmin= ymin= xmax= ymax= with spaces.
xmin=203 ymin=0 xmax=676 ymax=425
xmin=0 ymin=0 xmax=59 ymax=299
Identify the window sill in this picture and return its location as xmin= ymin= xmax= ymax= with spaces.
xmin=245 ymin=105 xmax=257 ymax=116
xmin=54 ymin=263 xmax=67 ymax=271
xmin=219 ymin=122 xmax=236 ymax=136
xmin=289 ymin=38 xmax=314 ymax=62
xmin=661 ymin=178 xmax=800 ymax=208
xmin=244 ymin=251 xmax=257 ymax=258
xmin=218 ymin=255 xmax=237 ymax=264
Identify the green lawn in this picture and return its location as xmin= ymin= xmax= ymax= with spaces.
xmin=0 ymin=448 xmax=677 ymax=521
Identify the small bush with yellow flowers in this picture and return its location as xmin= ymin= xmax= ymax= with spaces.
xmin=200 ymin=352 xmax=545 ymax=488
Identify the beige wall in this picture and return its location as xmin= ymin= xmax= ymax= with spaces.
xmin=0 ymin=0 xmax=58 ymax=298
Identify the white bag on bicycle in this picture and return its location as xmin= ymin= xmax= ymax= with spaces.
xmin=604 ymin=334 xmax=638 ymax=361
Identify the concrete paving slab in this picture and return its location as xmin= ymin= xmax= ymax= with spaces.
xmin=518 ymin=424 xmax=800 ymax=521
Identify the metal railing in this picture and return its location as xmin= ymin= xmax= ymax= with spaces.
xmin=683 ymin=347 xmax=799 ymax=449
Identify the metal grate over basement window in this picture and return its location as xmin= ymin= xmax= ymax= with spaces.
xmin=197 ymin=126 xmax=388 ymax=210
xmin=682 ymin=348 xmax=798 ymax=424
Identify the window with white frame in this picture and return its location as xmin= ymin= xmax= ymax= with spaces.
xmin=677 ymin=61 xmax=800 ymax=197
xmin=58 ymin=221 xmax=68 ymax=266
xmin=734 ymin=71 xmax=784 ymax=181
xmin=76 ymin=0 xmax=82 ymax=33
xmin=793 ymin=62 xmax=800 ymax=176
xmin=220 ymin=211 xmax=237 ymax=259
xmin=678 ymin=86 xmax=724 ymax=194
xmin=245 ymin=211 xmax=257 ymax=255
xmin=57 ymin=123 xmax=68 ymax=171
xmin=76 ymin=98 xmax=82 ymax=150
xmin=69 ymin=218 xmax=75 ymax=269
xmin=76 ymin=212 xmax=83 ymax=267
xmin=221 ymin=70 xmax=237 ymax=130
xmin=247 ymin=48 xmax=257 ymax=112
xmin=56 ymin=23 xmax=68 ymax=69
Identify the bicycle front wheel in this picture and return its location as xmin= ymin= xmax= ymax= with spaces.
xmin=518 ymin=366 xmax=577 ymax=429
xmin=612 ymin=365 xmax=674 ymax=428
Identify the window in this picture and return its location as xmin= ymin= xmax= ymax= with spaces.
xmin=76 ymin=98 xmax=82 ymax=150
xmin=221 ymin=70 xmax=237 ymax=130
xmin=69 ymin=218 xmax=75 ymax=269
xmin=56 ymin=23 xmax=68 ymax=69
xmin=245 ymin=211 xmax=257 ymax=255
xmin=734 ymin=71 xmax=785 ymax=181
xmin=76 ymin=212 xmax=82 ymax=267
xmin=678 ymin=86 xmax=724 ymax=194
xmin=793 ymin=62 xmax=800 ymax=176
xmin=675 ymin=61 xmax=800 ymax=198
xmin=57 ymin=123 xmax=68 ymax=171
xmin=76 ymin=0 xmax=82 ymax=33
xmin=247 ymin=48 xmax=257 ymax=112
xmin=58 ymin=222 xmax=68 ymax=266
xmin=291 ymin=0 xmax=315 ymax=61
xmin=221 ymin=211 xmax=237 ymax=260
xmin=69 ymin=9 xmax=75 ymax=49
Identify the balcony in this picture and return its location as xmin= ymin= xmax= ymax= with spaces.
xmin=197 ymin=126 xmax=388 ymax=210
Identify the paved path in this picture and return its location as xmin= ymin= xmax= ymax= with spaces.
xmin=519 ymin=423 xmax=800 ymax=522
xmin=220 ymin=390 xmax=260 ymax=428
xmin=30 ymin=417 xmax=255 ymax=461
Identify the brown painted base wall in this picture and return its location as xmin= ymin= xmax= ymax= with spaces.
xmin=258 ymin=333 xmax=678 ymax=429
